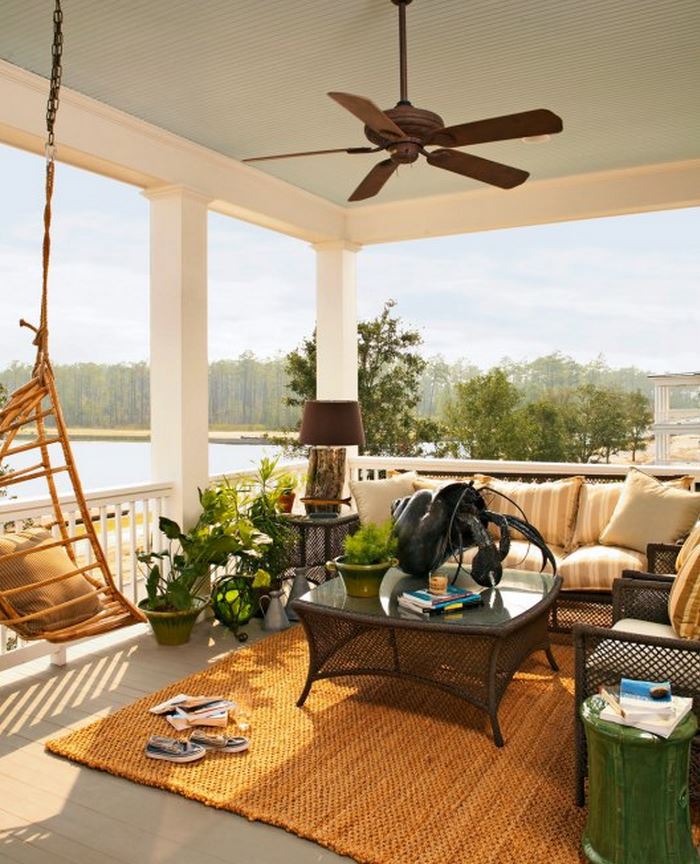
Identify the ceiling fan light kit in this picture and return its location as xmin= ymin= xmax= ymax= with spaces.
xmin=243 ymin=0 xmax=563 ymax=201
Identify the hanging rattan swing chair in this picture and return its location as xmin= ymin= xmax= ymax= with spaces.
xmin=0 ymin=1 xmax=145 ymax=644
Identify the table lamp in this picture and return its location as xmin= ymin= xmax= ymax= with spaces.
xmin=299 ymin=400 xmax=365 ymax=517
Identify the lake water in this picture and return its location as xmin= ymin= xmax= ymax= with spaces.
xmin=4 ymin=440 xmax=283 ymax=500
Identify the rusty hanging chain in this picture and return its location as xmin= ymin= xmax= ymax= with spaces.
xmin=26 ymin=0 xmax=64 ymax=362
xmin=46 ymin=1 xmax=64 ymax=153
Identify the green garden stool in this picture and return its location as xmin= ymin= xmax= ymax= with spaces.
xmin=581 ymin=695 xmax=698 ymax=864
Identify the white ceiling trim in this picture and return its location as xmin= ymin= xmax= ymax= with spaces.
xmin=0 ymin=60 xmax=344 ymax=243
xmin=346 ymin=159 xmax=700 ymax=245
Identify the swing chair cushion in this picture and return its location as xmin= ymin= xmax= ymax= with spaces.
xmin=0 ymin=529 xmax=101 ymax=635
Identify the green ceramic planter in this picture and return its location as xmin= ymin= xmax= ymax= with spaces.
xmin=138 ymin=599 xmax=207 ymax=646
xmin=327 ymin=556 xmax=397 ymax=598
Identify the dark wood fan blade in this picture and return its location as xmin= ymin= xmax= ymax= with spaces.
xmin=428 ymin=109 xmax=563 ymax=148
xmin=348 ymin=159 xmax=398 ymax=202
xmin=426 ymin=149 xmax=529 ymax=189
xmin=328 ymin=92 xmax=405 ymax=141
xmin=243 ymin=146 xmax=376 ymax=163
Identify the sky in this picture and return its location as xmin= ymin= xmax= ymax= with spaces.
xmin=0 ymin=142 xmax=698 ymax=373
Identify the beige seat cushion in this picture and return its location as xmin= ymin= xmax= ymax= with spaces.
xmin=349 ymin=471 xmax=418 ymax=526
xmin=600 ymin=468 xmax=700 ymax=554
xmin=0 ymin=529 xmax=101 ymax=635
xmin=457 ymin=540 xmax=564 ymax=574
xmin=573 ymin=476 xmax=694 ymax=549
xmin=558 ymin=544 xmax=647 ymax=592
xmin=676 ymin=521 xmax=700 ymax=573
xmin=612 ymin=618 xmax=677 ymax=640
xmin=476 ymin=475 xmax=583 ymax=551
xmin=668 ymin=545 xmax=700 ymax=639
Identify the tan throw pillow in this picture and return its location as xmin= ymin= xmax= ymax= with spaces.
xmin=677 ymin=521 xmax=700 ymax=573
xmin=669 ymin=545 xmax=700 ymax=639
xmin=0 ymin=529 xmax=101 ymax=635
xmin=600 ymin=468 xmax=700 ymax=554
xmin=476 ymin=475 xmax=583 ymax=551
xmin=573 ymin=476 xmax=694 ymax=549
xmin=350 ymin=472 xmax=418 ymax=525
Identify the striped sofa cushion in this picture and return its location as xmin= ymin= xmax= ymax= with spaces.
xmin=571 ymin=483 xmax=623 ymax=548
xmin=558 ymin=544 xmax=647 ymax=592
xmin=669 ymin=545 xmax=700 ymax=639
xmin=476 ymin=475 xmax=583 ymax=551
xmin=0 ymin=529 xmax=100 ymax=635
xmin=458 ymin=540 xmax=564 ymax=574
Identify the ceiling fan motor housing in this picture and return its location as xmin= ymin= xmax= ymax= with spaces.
xmin=364 ymin=104 xmax=444 ymax=164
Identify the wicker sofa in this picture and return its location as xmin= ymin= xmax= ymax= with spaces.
xmin=349 ymin=467 xmax=700 ymax=631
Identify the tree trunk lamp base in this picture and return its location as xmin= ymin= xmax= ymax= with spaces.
xmin=304 ymin=447 xmax=347 ymax=515
xmin=299 ymin=400 xmax=365 ymax=517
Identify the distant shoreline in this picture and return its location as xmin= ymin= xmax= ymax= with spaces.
xmin=15 ymin=428 xmax=292 ymax=445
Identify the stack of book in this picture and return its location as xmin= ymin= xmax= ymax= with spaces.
xmin=599 ymin=678 xmax=693 ymax=738
xmin=149 ymin=693 xmax=236 ymax=731
xmin=397 ymin=585 xmax=482 ymax=616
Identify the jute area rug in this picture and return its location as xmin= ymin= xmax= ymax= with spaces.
xmin=45 ymin=628 xmax=697 ymax=864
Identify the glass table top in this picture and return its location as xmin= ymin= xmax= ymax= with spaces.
xmin=296 ymin=564 xmax=557 ymax=629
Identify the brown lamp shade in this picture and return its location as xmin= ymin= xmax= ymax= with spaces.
xmin=299 ymin=400 xmax=365 ymax=447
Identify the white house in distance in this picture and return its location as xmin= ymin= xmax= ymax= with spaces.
xmin=649 ymin=372 xmax=700 ymax=463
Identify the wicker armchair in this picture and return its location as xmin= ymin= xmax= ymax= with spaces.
xmin=573 ymin=574 xmax=700 ymax=806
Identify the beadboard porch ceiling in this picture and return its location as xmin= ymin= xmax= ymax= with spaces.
xmin=1 ymin=0 xmax=699 ymax=207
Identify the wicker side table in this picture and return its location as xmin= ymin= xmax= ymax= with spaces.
xmin=282 ymin=513 xmax=360 ymax=584
xmin=581 ymin=695 xmax=698 ymax=864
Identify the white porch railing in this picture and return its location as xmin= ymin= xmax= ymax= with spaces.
xmin=0 ymin=460 xmax=307 ymax=673
xmin=0 ymin=480 xmax=173 ymax=671
xmin=349 ymin=456 xmax=700 ymax=488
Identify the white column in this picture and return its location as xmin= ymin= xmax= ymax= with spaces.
xmin=143 ymin=186 xmax=211 ymax=529
xmin=313 ymin=241 xmax=360 ymax=400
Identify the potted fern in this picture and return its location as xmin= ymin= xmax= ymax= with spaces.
xmin=327 ymin=521 xmax=398 ymax=598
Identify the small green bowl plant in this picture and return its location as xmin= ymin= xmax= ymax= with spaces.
xmin=328 ymin=521 xmax=398 ymax=598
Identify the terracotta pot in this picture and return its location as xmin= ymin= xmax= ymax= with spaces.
xmin=277 ymin=491 xmax=295 ymax=513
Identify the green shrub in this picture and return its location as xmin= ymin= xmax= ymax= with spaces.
xmin=342 ymin=521 xmax=397 ymax=565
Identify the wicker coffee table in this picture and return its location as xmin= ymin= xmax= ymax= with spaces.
xmin=291 ymin=564 xmax=562 ymax=746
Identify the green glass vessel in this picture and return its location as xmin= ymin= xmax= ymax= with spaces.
xmin=581 ymin=695 xmax=698 ymax=864
xmin=211 ymin=575 xmax=256 ymax=631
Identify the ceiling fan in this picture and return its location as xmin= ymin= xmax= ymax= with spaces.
xmin=243 ymin=0 xmax=563 ymax=202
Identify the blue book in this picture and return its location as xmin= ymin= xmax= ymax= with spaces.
xmin=619 ymin=678 xmax=673 ymax=715
xmin=406 ymin=585 xmax=478 ymax=607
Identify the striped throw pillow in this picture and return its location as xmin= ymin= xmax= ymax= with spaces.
xmin=669 ymin=545 xmax=700 ymax=639
xmin=476 ymin=475 xmax=583 ymax=551
xmin=676 ymin=521 xmax=700 ymax=573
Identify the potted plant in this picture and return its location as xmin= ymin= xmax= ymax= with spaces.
xmin=275 ymin=470 xmax=297 ymax=513
xmin=327 ymin=521 xmax=398 ymax=598
xmin=206 ymin=458 xmax=296 ymax=583
xmin=138 ymin=494 xmax=271 ymax=645
xmin=205 ymin=458 xmax=297 ymax=633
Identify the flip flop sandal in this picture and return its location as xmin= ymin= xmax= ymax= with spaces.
xmin=145 ymin=735 xmax=207 ymax=763
xmin=189 ymin=730 xmax=250 ymax=753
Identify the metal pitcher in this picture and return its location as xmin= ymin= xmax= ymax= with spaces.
xmin=259 ymin=588 xmax=291 ymax=631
